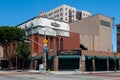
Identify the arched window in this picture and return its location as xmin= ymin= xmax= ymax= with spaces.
xmin=50 ymin=37 xmax=53 ymax=49
xmin=56 ymin=37 xmax=59 ymax=50
xmin=60 ymin=38 xmax=63 ymax=50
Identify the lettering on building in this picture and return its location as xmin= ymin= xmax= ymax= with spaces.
xmin=51 ymin=22 xmax=60 ymax=27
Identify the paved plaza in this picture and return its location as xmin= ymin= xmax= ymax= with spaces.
xmin=0 ymin=70 xmax=120 ymax=80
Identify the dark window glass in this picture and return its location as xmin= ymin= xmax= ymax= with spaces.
xmin=100 ymin=20 xmax=111 ymax=27
xmin=56 ymin=37 xmax=59 ymax=50
xmin=60 ymin=38 xmax=63 ymax=50
xmin=50 ymin=37 xmax=53 ymax=49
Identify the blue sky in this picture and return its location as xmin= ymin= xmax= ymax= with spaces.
xmin=0 ymin=0 xmax=120 ymax=52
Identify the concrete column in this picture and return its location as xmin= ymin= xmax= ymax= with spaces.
xmin=79 ymin=56 xmax=86 ymax=71
xmin=92 ymin=59 xmax=96 ymax=71
xmin=106 ymin=60 xmax=109 ymax=71
xmin=35 ymin=60 xmax=38 ymax=70
xmin=30 ymin=59 xmax=34 ymax=69
xmin=53 ymin=37 xmax=56 ymax=51
xmin=119 ymin=60 xmax=120 ymax=70
xmin=54 ymin=56 xmax=58 ymax=71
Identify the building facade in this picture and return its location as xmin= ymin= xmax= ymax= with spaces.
xmin=76 ymin=10 xmax=92 ymax=20
xmin=116 ymin=24 xmax=120 ymax=52
xmin=1 ymin=14 xmax=120 ymax=71
xmin=17 ymin=15 xmax=81 ymax=70
xmin=70 ymin=14 xmax=113 ymax=52
xmin=40 ymin=4 xmax=91 ymax=22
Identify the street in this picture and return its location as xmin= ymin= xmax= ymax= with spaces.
xmin=0 ymin=71 xmax=120 ymax=80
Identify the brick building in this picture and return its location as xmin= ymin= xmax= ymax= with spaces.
xmin=17 ymin=15 xmax=81 ymax=70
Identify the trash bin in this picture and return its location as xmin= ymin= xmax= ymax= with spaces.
xmin=39 ymin=64 xmax=44 ymax=73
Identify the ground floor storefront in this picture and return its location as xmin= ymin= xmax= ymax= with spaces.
xmin=85 ymin=56 xmax=120 ymax=71
xmin=1 ymin=50 xmax=120 ymax=72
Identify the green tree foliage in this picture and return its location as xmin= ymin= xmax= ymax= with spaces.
xmin=0 ymin=26 xmax=25 ymax=44
xmin=0 ymin=26 xmax=30 ymax=69
xmin=16 ymin=40 xmax=30 ymax=70
xmin=16 ymin=41 xmax=30 ymax=60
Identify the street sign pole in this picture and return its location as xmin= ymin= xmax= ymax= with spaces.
xmin=43 ymin=36 xmax=48 ymax=73
xmin=44 ymin=50 xmax=46 ymax=73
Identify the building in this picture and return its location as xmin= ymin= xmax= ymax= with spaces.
xmin=40 ymin=4 xmax=76 ymax=22
xmin=17 ymin=15 xmax=81 ymax=70
xmin=76 ymin=10 xmax=92 ymax=20
xmin=70 ymin=14 xmax=113 ymax=52
xmin=40 ymin=4 xmax=91 ymax=22
xmin=116 ymin=24 xmax=120 ymax=52
xmin=1 ymin=13 xmax=120 ymax=71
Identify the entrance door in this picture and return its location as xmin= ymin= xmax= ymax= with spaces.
xmin=58 ymin=55 xmax=80 ymax=70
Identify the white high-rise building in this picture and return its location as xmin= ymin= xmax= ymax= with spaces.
xmin=76 ymin=10 xmax=92 ymax=20
xmin=40 ymin=4 xmax=92 ymax=22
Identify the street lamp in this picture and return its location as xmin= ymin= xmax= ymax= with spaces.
xmin=113 ymin=52 xmax=118 ymax=72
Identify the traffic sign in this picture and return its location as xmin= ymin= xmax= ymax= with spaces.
xmin=43 ymin=38 xmax=48 ymax=44
xmin=43 ymin=47 xmax=48 ymax=53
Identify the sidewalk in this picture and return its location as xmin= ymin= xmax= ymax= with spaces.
xmin=0 ymin=70 xmax=120 ymax=75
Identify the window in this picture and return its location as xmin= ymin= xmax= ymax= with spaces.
xmin=117 ymin=40 xmax=120 ymax=45
xmin=60 ymin=13 xmax=63 ymax=16
xmin=25 ymin=25 xmax=27 ymax=29
xmin=31 ymin=23 xmax=34 ymax=27
xmin=83 ymin=13 xmax=85 ymax=16
xmin=65 ymin=13 xmax=67 ymax=16
xmin=57 ymin=14 xmax=59 ymax=17
xmin=73 ymin=10 xmax=74 ymax=13
xmin=100 ymin=20 xmax=111 ymax=27
xmin=66 ymin=8 xmax=67 ymax=11
xmin=73 ymin=15 xmax=74 ymax=17
xmin=56 ymin=37 xmax=59 ymax=50
xmin=60 ymin=8 xmax=63 ymax=11
xmin=50 ymin=37 xmax=53 ymax=49
xmin=60 ymin=38 xmax=63 ymax=50
xmin=66 ymin=18 xmax=67 ymax=21
xmin=117 ymin=27 xmax=120 ymax=32
xmin=60 ymin=18 xmax=63 ymax=20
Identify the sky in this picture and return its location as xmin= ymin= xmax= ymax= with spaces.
xmin=0 ymin=0 xmax=120 ymax=52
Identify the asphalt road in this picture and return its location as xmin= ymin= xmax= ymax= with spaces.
xmin=0 ymin=71 xmax=120 ymax=80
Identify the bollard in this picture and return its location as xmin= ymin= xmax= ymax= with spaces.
xmin=48 ymin=69 xmax=50 ymax=74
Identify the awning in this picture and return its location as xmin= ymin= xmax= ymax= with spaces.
xmin=108 ymin=57 xmax=120 ymax=60
xmin=95 ymin=56 xmax=108 ymax=60
xmin=48 ymin=56 xmax=55 ymax=60
xmin=85 ymin=55 xmax=95 ymax=59
xmin=85 ymin=55 xmax=120 ymax=60
xmin=58 ymin=55 xmax=80 ymax=59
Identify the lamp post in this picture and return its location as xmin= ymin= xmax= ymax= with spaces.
xmin=113 ymin=52 xmax=118 ymax=72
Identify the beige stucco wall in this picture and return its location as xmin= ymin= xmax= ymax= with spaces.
xmin=70 ymin=14 xmax=112 ymax=52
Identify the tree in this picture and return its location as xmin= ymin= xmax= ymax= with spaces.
xmin=0 ymin=26 xmax=25 ymax=44
xmin=0 ymin=26 xmax=26 ymax=69
xmin=16 ymin=40 xmax=30 ymax=70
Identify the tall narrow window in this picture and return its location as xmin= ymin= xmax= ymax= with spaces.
xmin=56 ymin=37 xmax=59 ymax=50
xmin=50 ymin=37 xmax=53 ymax=49
xmin=60 ymin=38 xmax=63 ymax=50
